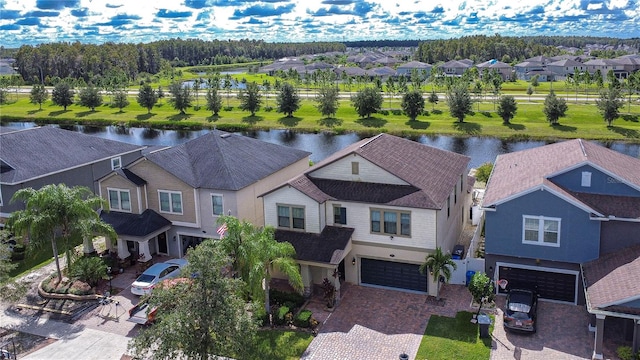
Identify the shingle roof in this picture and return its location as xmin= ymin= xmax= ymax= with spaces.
xmin=115 ymin=168 xmax=146 ymax=186
xmin=0 ymin=127 xmax=144 ymax=184
xmin=145 ymin=130 xmax=310 ymax=190
xmin=483 ymin=139 xmax=640 ymax=207
xmin=397 ymin=61 xmax=432 ymax=69
xmin=569 ymin=192 xmax=640 ymax=219
xmin=100 ymin=209 xmax=171 ymax=237
xmin=282 ymin=133 xmax=470 ymax=209
xmin=275 ymin=226 xmax=354 ymax=264
xmin=582 ymin=244 xmax=640 ymax=314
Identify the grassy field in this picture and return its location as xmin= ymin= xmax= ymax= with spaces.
xmin=1 ymin=85 xmax=639 ymax=142
xmin=253 ymin=329 xmax=314 ymax=360
xmin=415 ymin=311 xmax=493 ymax=360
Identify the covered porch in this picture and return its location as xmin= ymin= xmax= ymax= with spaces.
xmin=99 ymin=209 xmax=172 ymax=263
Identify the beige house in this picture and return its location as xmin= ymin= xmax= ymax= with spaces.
xmin=98 ymin=130 xmax=310 ymax=262
xmin=261 ymin=134 xmax=471 ymax=299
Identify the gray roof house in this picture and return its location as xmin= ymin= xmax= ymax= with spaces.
xmin=546 ymin=58 xmax=586 ymax=80
xmin=0 ymin=126 xmax=145 ymax=222
xmin=261 ymin=133 xmax=471 ymax=298
xmin=396 ymin=61 xmax=433 ymax=77
xmin=482 ymin=139 xmax=640 ymax=359
xmin=476 ymin=60 xmax=513 ymax=80
xmin=439 ymin=60 xmax=472 ymax=76
xmin=97 ymin=130 xmax=310 ymax=262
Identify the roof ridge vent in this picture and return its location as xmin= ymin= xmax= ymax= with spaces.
xmin=220 ymin=133 xmax=232 ymax=138
xmin=359 ymin=133 xmax=383 ymax=148
xmin=578 ymin=139 xmax=587 ymax=157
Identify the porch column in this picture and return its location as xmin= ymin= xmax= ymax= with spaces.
xmin=138 ymin=239 xmax=152 ymax=262
xmin=327 ymin=268 xmax=341 ymax=302
xmin=300 ymin=265 xmax=312 ymax=298
xmin=593 ymin=314 xmax=605 ymax=360
xmin=82 ymin=236 xmax=96 ymax=255
xmin=117 ymin=239 xmax=130 ymax=260
xmin=633 ymin=320 xmax=640 ymax=355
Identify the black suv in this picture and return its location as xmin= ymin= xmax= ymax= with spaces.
xmin=503 ymin=287 xmax=538 ymax=333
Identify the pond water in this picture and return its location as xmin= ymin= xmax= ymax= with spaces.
xmin=2 ymin=122 xmax=639 ymax=168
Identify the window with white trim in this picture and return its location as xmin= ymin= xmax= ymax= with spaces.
xmin=107 ymin=188 xmax=131 ymax=212
xmin=111 ymin=157 xmax=122 ymax=170
xmin=212 ymin=194 xmax=223 ymax=216
xmin=581 ymin=171 xmax=591 ymax=187
xmin=159 ymin=190 xmax=183 ymax=214
xmin=277 ymin=205 xmax=305 ymax=230
xmin=523 ymin=215 xmax=560 ymax=246
xmin=370 ymin=208 xmax=411 ymax=237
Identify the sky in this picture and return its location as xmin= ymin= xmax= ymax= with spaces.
xmin=1 ymin=0 xmax=639 ymax=48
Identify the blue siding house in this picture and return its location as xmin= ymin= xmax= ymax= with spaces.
xmin=482 ymin=139 xmax=640 ymax=359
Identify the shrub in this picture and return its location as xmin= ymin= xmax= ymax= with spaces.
xmin=69 ymin=280 xmax=93 ymax=295
xmin=391 ymin=109 xmax=403 ymax=116
xmin=294 ymin=310 xmax=313 ymax=328
xmin=270 ymin=289 xmax=305 ymax=308
xmin=68 ymin=256 xmax=107 ymax=287
xmin=253 ymin=305 xmax=269 ymax=327
xmin=616 ymin=346 xmax=639 ymax=360
xmin=276 ymin=305 xmax=290 ymax=325
xmin=309 ymin=317 xmax=319 ymax=329
xmin=379 ymin=109 xmax=389 ymax=115
xmin=264 ymin=106 xmax=274 ymax=112
xmin=223 ymin=106 xmax=234 ymax=111
xmin=475 ymin=162 xmax=494 ymax=184
xmin=432 ymin=109 xmax=443 ymax=114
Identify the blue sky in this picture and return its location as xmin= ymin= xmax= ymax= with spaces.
xmin=1 ymin=0 xmax=638 ymax=47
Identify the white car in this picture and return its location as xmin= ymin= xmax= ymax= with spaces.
xmin=131 ymin=258 xmax=188 ymax=296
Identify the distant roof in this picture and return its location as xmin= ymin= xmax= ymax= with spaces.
xmin=100 ymin=209 xmax=171 ymax=238
xmin=145 ymin=130 xmax=310 ymax=191
xmin=440 ymin=60 xmax=472 ymax=68
xmin=0 ymin=127 xmax=144 ymax=184
xmin=275 ymin=226 xmax=353 ymax=264
xmin=397 ymin=61 xmax=432 ymax=69
xmin=275 ymin=133 xmax=470 ymax=210
xmin=547 ymin=58 xmax=583 ymax=67
xmin=483 ymin=139 xmax=640 ymax=208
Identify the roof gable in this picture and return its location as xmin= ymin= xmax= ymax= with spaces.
xmin=145 ymin=130 xmax=310 ymax=191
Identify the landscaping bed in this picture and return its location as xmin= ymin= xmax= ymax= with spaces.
xmin=0 ymin=328 xmax=56 ymax=358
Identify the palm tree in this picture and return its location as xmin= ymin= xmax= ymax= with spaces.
xmin=419 ymin=247 xmax=457 ymax=300
xmin=7 ymin=184 xmax=116 ymax=284
xmin=217 ymin=216 xmax=303 ymax=314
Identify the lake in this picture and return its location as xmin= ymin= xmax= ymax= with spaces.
xmin=2 ymin=122 xmax=639 ymax=168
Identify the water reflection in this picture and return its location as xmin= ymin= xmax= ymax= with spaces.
xmin=141 ymin=128 xmax=160 ymax=139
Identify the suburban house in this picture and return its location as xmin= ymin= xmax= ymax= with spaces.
xmin=0 ymin=126 xmax=145 ymax=225
xmin=514 ymin=61 xmax=548 ymax=81
xmin=476 ymin=60 xmax=513 ymax=80
xmin=439 ymin=60 xmax=472 ymax=77
xmin=481 ymin=139 xmax=640 ymax=359
xmin=395 ymin=61 xmax=432 ymax=78
xmin=97 ymin=130 xmax=310 ymax=262
xmin=261 ymin=133 xmax=471 ymax=299
xmin=546 ymin=58 xmax=587 ymax=80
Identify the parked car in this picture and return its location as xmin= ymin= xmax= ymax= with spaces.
xmin=130 ymin=259 xmax=188 ymax=296
xmin=503 ymin=287 xmax=538 ymax=333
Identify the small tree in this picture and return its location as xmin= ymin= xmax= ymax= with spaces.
xmin=68 ymin=256 xmax=107 ymax=287
xmin=496 ymin=95 xmax=518 ymax=124
xmin=468 ymin=272 xmax=495 ymax=308
xmin=428 ymin=91 xmax=439 ymax=111
xmin=475 ymin=162 xmax=494 ymax=183
xmin=596 ymin=86 xmax=624 ymax=127
xmin=401 ymin=90 xmax=425 ymax=121
xmin=315 ymin=86 xmax=339 ymax=118
xmin=137 ymin=84 xmax=158 ymax=114
xmin=78 ymin=85 xmax=103 ymax=111
xmin=237 ymin=81 xmax=262 ymax=116
xmin=526 ymin=85 xmax=534 ymax=102
xmin=543 ymin=90 xmax=568 ymax=125
xmin=419 ymin=247 xmax=457 ymax=301
xmin=168 ymin=81 xmax=192 ymax=115
xmin=276 ymin=82 xmax=300 ymax=117
xmin=30 ymin=84 xmax=49 ymax=110
xmin=205 ymin=87 xmax=223 ymax=116
xmin=112 ymin=90 xmax=130 ymax=112
xmin=446 ymin=82 xmax=473 ymax=123
xmin=51 ymin=82 xmax=74 ymax=110
xmin=352 ymin=87 xmax=383 ymax=118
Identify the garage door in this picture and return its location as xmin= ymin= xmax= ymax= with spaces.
xmin=361 ymin=258 xmax=427 ymax=292
xmin=498 ymin=265 xmax=577 ymax=303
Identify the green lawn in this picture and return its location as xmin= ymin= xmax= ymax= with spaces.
xmin=9 ymin=237 xmax=82 ymax=278
xmin=415 ymin=311 xmax=493 ymax=360
xmin=252 ymin=329 xmax=314 ymax=360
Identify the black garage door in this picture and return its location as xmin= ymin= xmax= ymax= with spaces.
xmin=361 ymin=258 xmax=427 ymax=292
xmin=498 ymin=266 xmax=577 ymax=303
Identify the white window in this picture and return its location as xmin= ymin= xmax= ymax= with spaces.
xmin=212 ymin=194 xmax=223 ymax=216
xmin=111 ymin=157 xmax=122 ymax=170
xmin=581 ymin=171 xmax=592 ymax=187
xmin=159 ymin=190 xmax=183 ymax=214
xmin=108 ymin=188 xmax=131 ymax=212
xmin=523 ymin=215 xmax=560 ymax=247
xmin=277 ymin=205 xmax=305 ymax=230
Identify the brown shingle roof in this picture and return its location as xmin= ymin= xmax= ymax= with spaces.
xmin=582 ymin=244 xmax=640 ymax=313
xmin=570 ymin=192 xmax=640 ymax=219
xmin=483 ymin=139 xmax=640 ymax=207
xmin=284 ymin=134 xmax=470 ymax=209
xmin=275 ymin=226 xmax=354 ymax=264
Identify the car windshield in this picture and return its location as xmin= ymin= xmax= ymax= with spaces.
xmin=508 ymin=302 xmax=531 ymax=313
xmin=135 ymin=274 xmax=156 ymax=283
xmin=508 ymin=291 xmax=533 ymax=313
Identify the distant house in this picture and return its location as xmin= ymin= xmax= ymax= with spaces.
xmin=97 ymin=130 xmax=310 ymax=262
xmin=261 ymin=133 xmax=471 ymax=298
xmin=0 ymin=126 xmax=145 ymax=223
xmin=482 ymin=139 xmax=640 ymax=360
xmin=439 ymin=60 xmax=472 ymax=77
xmin=366 ymin=66 xmax=396 ymax=77
xmin=583 ymin=58 xmax=624 ymax=79
xmin=476 ymin=60 xmax=513 ymax=80
xmin=514 ymin=61 xmax=546 ymax=81
xmin=546 ymin=58 xmax=586 ymax=81
xmin=396 ymin=61 xmax=433 ymax=78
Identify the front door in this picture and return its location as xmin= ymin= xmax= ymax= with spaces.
xmin=157 ymin=232 xmax=168 ymax=254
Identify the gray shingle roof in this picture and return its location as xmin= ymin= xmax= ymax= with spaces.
xmin=145 ymin=130 xmax=310 ymax=190
xmin=483 ymin=139 xmax=640 ymax=207
xmin=275 ymin=226 xmax=354 ymax=264
xmin=0 ymin=127 xmax=144 ymax=184
xmin=100 ymin=209 xmax=171 ymax=237
xmin=281 ymin=133 xmax=470 ymax=209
